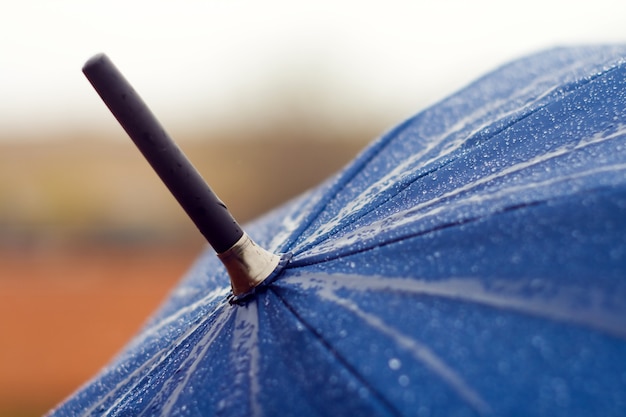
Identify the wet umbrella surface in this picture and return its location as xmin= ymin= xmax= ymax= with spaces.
xmin=50 ymin=46 xmax=626 ymax=416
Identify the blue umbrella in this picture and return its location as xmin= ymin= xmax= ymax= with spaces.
xmin=50 ymin=46 xmax=626 ymax=416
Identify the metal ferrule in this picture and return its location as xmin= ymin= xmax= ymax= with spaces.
xmin=217 ymin=233 xmax=282 ymax=296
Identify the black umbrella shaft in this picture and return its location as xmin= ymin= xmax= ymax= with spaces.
xmin=82 ymin=54 xmax=243 ymax=253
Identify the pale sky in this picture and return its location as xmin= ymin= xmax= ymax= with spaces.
xmin=2 ymin=0 xmax=626 ymax=140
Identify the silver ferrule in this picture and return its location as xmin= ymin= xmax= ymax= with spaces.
xmin=217 ymin=233 xmax=282 ymax=296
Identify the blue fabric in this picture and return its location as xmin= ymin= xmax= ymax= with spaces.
xmin=50 ymin=46 xmax=626 ymax=416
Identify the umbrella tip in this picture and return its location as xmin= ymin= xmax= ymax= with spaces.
xmin=219 ymin=233 xmax=290 ymax=300
xmin=81 ymin=53 xmax=289 ymax=301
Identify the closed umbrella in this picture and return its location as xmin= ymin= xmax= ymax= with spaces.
xmin=50 ymin=46 xmax=626 ymax=416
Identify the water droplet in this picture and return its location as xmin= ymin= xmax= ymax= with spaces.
xmin=388 ymin=358 xmax=401 ymax=370
xmin=398 ymin=374 xmax=410 ymax=386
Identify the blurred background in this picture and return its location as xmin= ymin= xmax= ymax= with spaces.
xmin=1 ymin=0 xmax=626 ymax=415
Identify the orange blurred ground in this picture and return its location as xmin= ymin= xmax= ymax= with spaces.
xmin=0 ymin=244 xmax=202 ymax=416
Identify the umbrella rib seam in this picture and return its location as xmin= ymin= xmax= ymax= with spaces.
xmin=281 ymin=117 xmax=417 ymax=253
xmin=290 ymin=181 xmax=624 ymax=268
xmin=269 ymin=287 xmax=405 ymax=417
xmin=289 ymin=199 xmax=548 ymax=267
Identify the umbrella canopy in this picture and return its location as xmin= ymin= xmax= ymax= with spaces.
xmin=50 ymin=46 xmax=626 ymax=416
